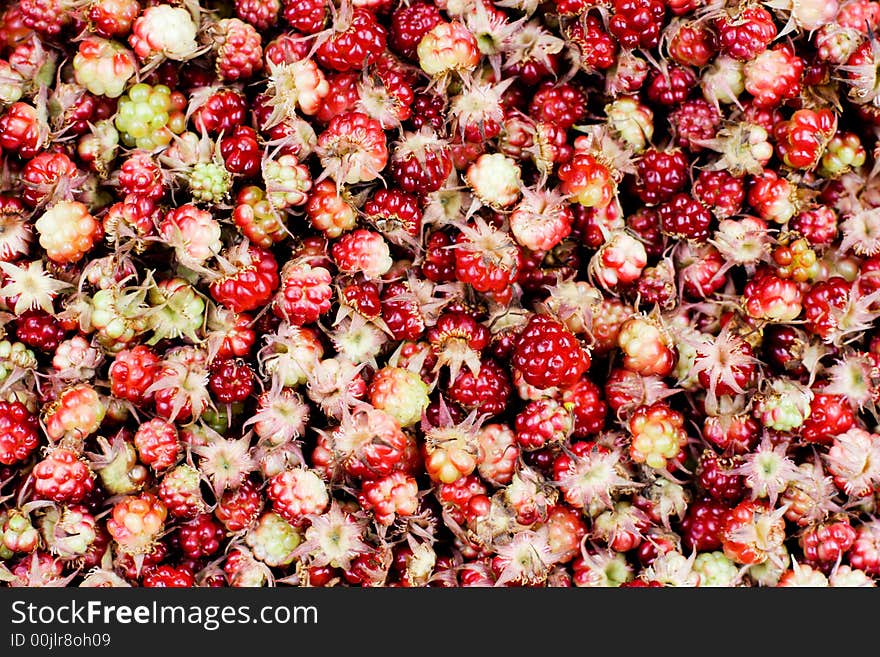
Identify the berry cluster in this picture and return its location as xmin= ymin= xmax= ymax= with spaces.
xmin=1 ymin=0 xmax=880 ymax=588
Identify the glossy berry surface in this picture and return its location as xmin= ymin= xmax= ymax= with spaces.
xmin=4 ymin=0 xmax=880 ymax=592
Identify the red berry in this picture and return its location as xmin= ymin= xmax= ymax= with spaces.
xmin=447 ymin=358 xmax=512 ymax=417
xmin=316 ymin=8 xmax=387 ymax=73
xmin=693 ymin=170 xmax=745 ymax=219
xmin=209 ymin=358 xmax=255 ymax=404
xmin=267 ymin=468 xmax=329 ymax=525
xmin=0 ymin=102 xmax=46 ymax=158
xmin=774 ymin=108 xmax=837 ymax=169
xmin=802 ymin=276 xmax=851 ymax=340
xmin=609 ymin=0 xmax=666 ymax=49
xmin=0 ymin=402 xmax=39 ymax=466
xmin=407 ymin=92 xmax=446 ymax=132
xmin=134 ymin=419 xmax=181 ymax=473
xmin=220 ymin=125 xmax=262 ymax=178
xmin=87 ymin=0 xmax=139 ymax=37
xmin=390 ymin=129 xmax=453 ymax=195
xmin=215 ymin=479 xmax=263 ymax=532
xmin=801 ymin=394 xmax=856 ymax=445
xmin=681 ymin=498 xmax=727 ymax=552
xmin=646 ymin=65 xmax=696 ymax=106
xmin=696 ymin=450 xmax=746 ymax=503
xmin=282 ymin=0 xmax=327 ymax=34
xmin=716 ymin=6 xmax=777 ymax=62
xmin=801 ymin=520 xmax=857 ymax=571
xmin=209 ymin=244 xmax=280 ymax=313
xmin=272 ymin=260 xmax=333 ymax=325
xmin=529 ymin=81 xmax=588 ymax=130
xmin=512 ymin=314 xmax=591 ymax=390
xmin=634 ymin=148 xmax=689 ymax=205
xmin=192 ymin=88 xmax=247 ymax=135
xmin=515 ymin=398 xmax=573 ymax=451
xmin=14 ymin=310 xmax=65 ymax=353
xmin=380 ymin=281 xmax=425 ymax=341
xmin=658 ymin=193 xmax=712 ymax=241
xmin=669 ymin=98 xmax=721 ymax=152
xmin=668 ymin=19 xmax=717 ymax=67
xmin=454 ymin=219 xmax=523 ymax=299
xmin=213 ymin=18 xmax=263 ymax=82
xmin=363 ymin=188 xmax=422 ymax=245
xmin=158 ymin=465 xmax=206 ymax=520
xmin=176 ymin=514 xmax=225 ymax=559
xmin=20 ymin=0 xmax=68 ymax=35
xmin=109 ymin=345 xmax=160 ymax=406
xmin=743 ymin=273 xmax=803 ymax=322
xmin=235 ymin=0 xmax=280 ymax=30
xmin=565 ymin=15 xmax=617 ymax=72
xmin=561 ymin=377 xmax=608 ymax=438
xmin=142 ymin=564 xmax=194 ymax=588
xmin=390 ymin=2 xmax=443 ymax=60
xmin=33 ymin=448 xmax=95 ymax=504
xmin=791 ymin=206 xmax=838 ymax=247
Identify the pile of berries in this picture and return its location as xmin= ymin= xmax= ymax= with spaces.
xmin=4 ymin=0 xmax=880 ymax=588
